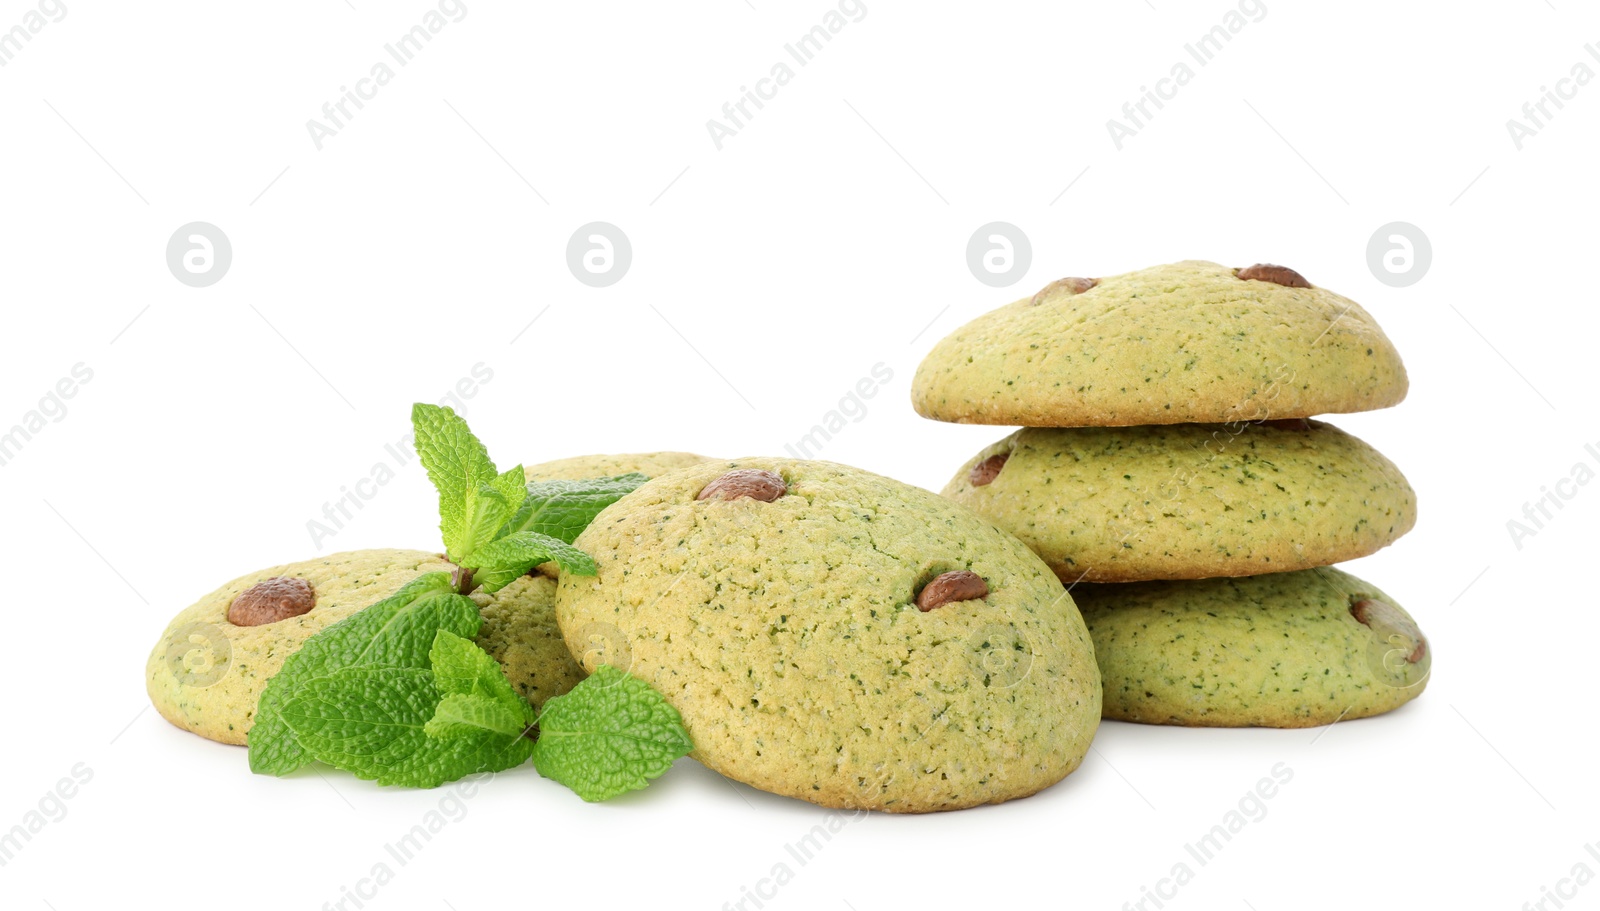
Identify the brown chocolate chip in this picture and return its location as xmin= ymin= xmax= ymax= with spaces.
xmin=697 ymin=468 xmax=787 ymax=502
xmin=1350 ymin=598 xmax=1427 ymax=663
xmin=228 ymin=577 xmax=316 ymax=627
xmin=1261 ymin=418 xmax=1312 ymax=430
xmin=1237 ymin=264 xmax=1311 ymax=288
xmin=1031 ymin=276 xmax=1099 ymax=304
xmin=916 ymin=571 xmax=989 ymax=611
xmin=969 ymin=452 xmax=1009 ymax=487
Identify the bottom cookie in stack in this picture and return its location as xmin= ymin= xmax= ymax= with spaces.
xmin=1073 ymin=566 xmax=1429 ymax=728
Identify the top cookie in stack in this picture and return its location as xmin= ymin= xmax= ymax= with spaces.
xmin=912 ymin=259 xmax=1407 ymax=428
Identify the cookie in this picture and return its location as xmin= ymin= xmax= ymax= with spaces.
xmin=523 ymin=451 xmax=712 ymax=482
xmin=471 ymin=573 xmax=584 ymax=708
xmin=911 ymin=260 xmax=1408 ymax=426
xmin=555 ymin=458 xmax=1102 ymax=813
xmin=146 ymin=549 xmax=582 ymax=745
xmin=941 ymin=420 xmax=1416 ymax=582
xmin=1076 ymin=567 xmax=1429 ymax=727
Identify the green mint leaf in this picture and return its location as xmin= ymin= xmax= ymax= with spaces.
xmin=248 ymin=573 xmax=481 ymax=776
xmin=412 ymin=403 xmax=522 ymax=562
xmin=425 ymin=693 xmax=530 ymax=740
xmin=279 ymin=667 xmax=533 ymax=788
xmin=530 ymin=664 xmax=693 ymax=802
xmin=501 ymin=474 xmax=648 ymax=545
xmin=459 ymin=531 xmax=598 ymax=593
xmin=429 ymin=629 xmax=522 ymax=704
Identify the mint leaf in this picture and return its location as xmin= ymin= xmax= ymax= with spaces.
xmin=248 ymin=573 xmax=481 ymax=776
xmin=279 ymin=667 xmax=533 ymax=788
xmin=429 ymin=629 xmax=522 ymax=703
xmin=460 ymin=531 xmax=598 ymax=593
xmin=412 ymin=404 xmax=524 ymax=562
xmin=530 ymin=664 xmax=693 ymax=802
xmin=425 ymin=693 xmax=529 ymax=740
xmin=501 ymin=474 xmax=648 ymax=544
xmin=426 ymin=631 xmax=534 ymax=739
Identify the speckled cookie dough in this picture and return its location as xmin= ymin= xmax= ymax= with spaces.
xmin=911 ymin=260 xmax=1408 ymax=427
xmin=1076 ymin=567 xmax=1429 ymax=728
xmin=555 ymin=458 xmax=1103 ymax=813
xmin=523 ymin=451 xmax=713 ymax=482
xmin=940 ymin=420 xmax=1416 ymax=582
xmin=470 ymin=573 xmax=584 ymax=708
xmin=147 ymin=549 xmax=583 ymax=745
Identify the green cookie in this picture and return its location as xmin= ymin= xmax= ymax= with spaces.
xmin=556 ymin=458 xmax=1102 ymax=813
xmin=912 ymin=260 xmax=1407 ymax=427
xmin=146 ymin=549 xmax=582 ymax=745
xmin=1077 ymin=567 xmax=1429 ymax=728
xmin=940 ymin=420 xmax=1416 ymax=582
xmin=523 ymin=451 xmax=713 ymax=482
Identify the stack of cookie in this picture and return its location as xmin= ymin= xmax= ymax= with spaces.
xmin=912 ymin=260 xmax=1430 ymax=728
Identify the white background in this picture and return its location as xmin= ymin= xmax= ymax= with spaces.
xmin=1 ymin=1 xmax=1595 ymax=908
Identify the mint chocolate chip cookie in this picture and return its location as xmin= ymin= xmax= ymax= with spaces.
xmin=911 ymin=260 xmax=1408 ymax=427
xmin=940 ymin=420 xmax=1416 ymax=582
xmin=554 ymin=458 xmax=1103 ymax=812
xmin=1076 ymin=567 xmax=1429 ymax=728
xmin=147 ymin=548 xmax=583 ymax=745
xmin=523 ymin=451 xmax=712 ymax=483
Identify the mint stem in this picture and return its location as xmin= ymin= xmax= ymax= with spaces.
xmin=451 ymin=564 xmax=475 ymax=595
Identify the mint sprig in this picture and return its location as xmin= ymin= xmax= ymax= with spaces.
xmin=410 ymin=404 xmax=643 ymax=592
xmin=531 ymin=665 xmax=694 ymax=802
xmin=248 ymin=572 xmax=478 ymax=776
xmin=249 ymin=405 xmax=690 ymax=802
xmin=502 ymin=475 xmax=649 ymax=543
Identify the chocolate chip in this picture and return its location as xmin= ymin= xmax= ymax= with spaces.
xmin=1350 ymin=598 xmax=1427 ymax=663
xmin=228 ymin=577 xmax=316 ymax=627
xmin=1031 ymin=276 xmax=1099 ymax=304
xmin=1237 ymin=264 xmax=1311 ymax=288
xmin=969 ymin=452 xmax=1009 ymax=487
xmin=697 ymin=469 xmax=787 ymax=502
xmin=916 ymin=571 xmax=989 ymax=611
